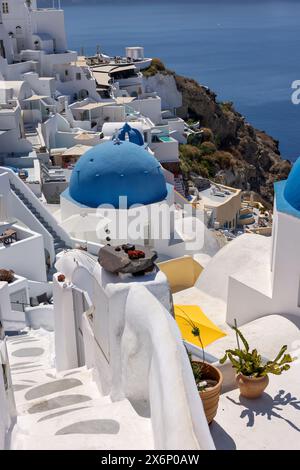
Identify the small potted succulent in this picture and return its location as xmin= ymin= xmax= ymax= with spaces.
xmin=184 ymin=315 xmax=223 ymax=424
xmin=57 ymin=274 xmax=66 ymax=283
xmin=220 ymin=325 xmax=294 ymax=398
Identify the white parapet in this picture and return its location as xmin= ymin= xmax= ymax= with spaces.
xmin=0 ymin=337 xmax=16 ymax=450
xmin=53 ymin=274 xmax=78 ymax=372
xmin=54 ymin=249 xmax=215 ymax=450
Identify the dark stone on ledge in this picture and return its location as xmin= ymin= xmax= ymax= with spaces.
xmin=98 ymin=244 xmax=158 ymax=275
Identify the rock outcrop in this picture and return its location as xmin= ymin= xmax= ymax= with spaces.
xmin=143 ymin=59 xmax=291 ymax=204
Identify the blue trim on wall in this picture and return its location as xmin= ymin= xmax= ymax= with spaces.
xmin=275 ymin=180 xmax=300 ymax=219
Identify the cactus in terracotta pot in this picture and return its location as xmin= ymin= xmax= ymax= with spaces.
xmin=183 ymin=309 xmax=223 ymax=424
xmin=220 ymin=325 xmax=294 ymax=398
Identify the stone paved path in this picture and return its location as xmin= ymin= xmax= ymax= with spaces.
xmin=7 ymin=329 xmax=153 ymax=450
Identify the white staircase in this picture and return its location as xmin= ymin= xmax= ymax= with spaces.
xmin=1 ymin=166 xmax=72 ymax=266
xmin=7 ymin=331 xmax=154 ymax=450
xmin=10 ymin=183 xmax=69 ymax=257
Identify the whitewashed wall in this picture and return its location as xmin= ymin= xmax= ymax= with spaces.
xmin=130 ymin=96 xmax=162 ymax=125
xmin=0 ymin=337 xmax=16 ymax=450
xmin=0 ymin=226 xmax=47 ymax=282
xmin=54 ymin=250 xmax=215 ymax=450
xmin=30 ymin=9 xmax=68 ymax=52
xmin=143 ymin=74 xmax=182 ymax=112
xmin=121 ymin=285 xmax=215 ymax=450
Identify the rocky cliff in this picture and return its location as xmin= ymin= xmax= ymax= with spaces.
xmin=143 ymin=59 xmax=291 ymax=204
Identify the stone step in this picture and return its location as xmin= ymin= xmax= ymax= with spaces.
xmin=12 ymin=398 xmax=153 ymax=450
xmin=11 ymin=184 xmax=68 ymax=253
xmin=7 ymin=331 xmax=153 ymax=451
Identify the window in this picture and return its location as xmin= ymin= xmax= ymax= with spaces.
xmin=0 ymin=40 xmax=6 ymax=59
xmin=2 ymin=2 xmax=9 ymax=14
xmin=1 ymin=362 xmax=8 ymax=391
xmin=76 ymin=73 xmax=81 ymax=81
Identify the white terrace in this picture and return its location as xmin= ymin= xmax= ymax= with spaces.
xmin=1 ymin=247 xmax=300 ymax=450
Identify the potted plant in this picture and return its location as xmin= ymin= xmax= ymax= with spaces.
xmin=57 ymin=274 xmax=66 ymax=283
xmin=185 ymin=316 xmax=223 ymax=424
xmin=0 ymin=269 xmax=15 ymax=284
xmin=220 ymin=325 xmax=294 ymax=399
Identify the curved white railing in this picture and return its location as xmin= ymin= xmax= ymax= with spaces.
xmin=55 ymin=250 xmax=215 ymax=450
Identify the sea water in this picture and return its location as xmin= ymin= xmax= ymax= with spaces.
xmin=61 ymin=0 xmax=300 ymax=161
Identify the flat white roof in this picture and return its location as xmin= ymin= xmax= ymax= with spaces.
xmin=199 ymin=185 xmax=240 ymax=208
xmin=23 ymin=94 xmax=49 ymax=102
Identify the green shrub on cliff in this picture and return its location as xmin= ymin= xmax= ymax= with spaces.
xmin=180 ymin=144 xmax=201 ymax=161
xmin=201 ymin=127 xmax=214 ymax=142
xmin=187 ymin=133 xmax=202 ymax=146
xmin=213 ymin=150 xmax=234 ymax=170
xmin=199 ymin=141 xmax=216 ymax=155
xmin=142 ymin=58 xmax=170 ymax=77
xmin=179 ymin=144 xmax=215 ymax=179
xmin=219 ymin=101 xmax=234 ymax=113
xmin=179 ymin=143 xmax=235 ymax=179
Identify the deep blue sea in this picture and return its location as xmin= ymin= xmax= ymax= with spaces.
xmin=62 ymin=0 xmax=300 ymax=161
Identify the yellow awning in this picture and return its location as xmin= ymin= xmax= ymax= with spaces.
xmin=175 ymin=305 xmax=226 ymax=348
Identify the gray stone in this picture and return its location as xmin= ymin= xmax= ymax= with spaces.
xmin=25 ymin=378 xmax=82 ymax=401
xmin=38 ymin=406 xmax=91 ymax=423
xmin=12 ymin=347 xmax=44 ymax=358
xmin=28 ymin=394 xmax=92 ymax=414
xmin=98 ymin=244 xmax=157 ymax=275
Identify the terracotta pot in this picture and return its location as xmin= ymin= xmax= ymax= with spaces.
xmin=236 ymin=373 xmax=269 ymax=398
xmin=193 ymin=362 xmax=223 ymax=424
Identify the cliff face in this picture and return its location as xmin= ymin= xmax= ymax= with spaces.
xmin=143 ymin=60 xmax=291 ymax=204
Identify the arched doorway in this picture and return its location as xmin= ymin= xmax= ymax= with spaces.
xmin=78 ymin=89 xmax=89 ymax=100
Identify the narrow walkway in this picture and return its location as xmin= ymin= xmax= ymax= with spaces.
xmin=24 ymin=126 xmax=42 ymax=152
xmin=7 ymin=330 xmax=154 ymax=450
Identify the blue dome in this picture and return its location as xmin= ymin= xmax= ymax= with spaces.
xmin=283 ymin=157 xmax=300 ymax=211
xmin=117 ymin=123 xmax=144 ymax=146
xmin=69 ymin=140 xmax=168 ymax=208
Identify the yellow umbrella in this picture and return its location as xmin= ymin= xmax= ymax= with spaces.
xmin=175 ymin=305 xmax=226 ymax=348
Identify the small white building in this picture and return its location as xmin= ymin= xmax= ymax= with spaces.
xmin=1 ymin=0 xmax=67 ymax=55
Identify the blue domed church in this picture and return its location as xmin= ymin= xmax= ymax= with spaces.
xmin=117 ymin=122 xmax=144 ymax=147
xmin=67 ymin=140 xmax=168 ymax=209
xmin=60 ymin=137 xmax=173 ymax=245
